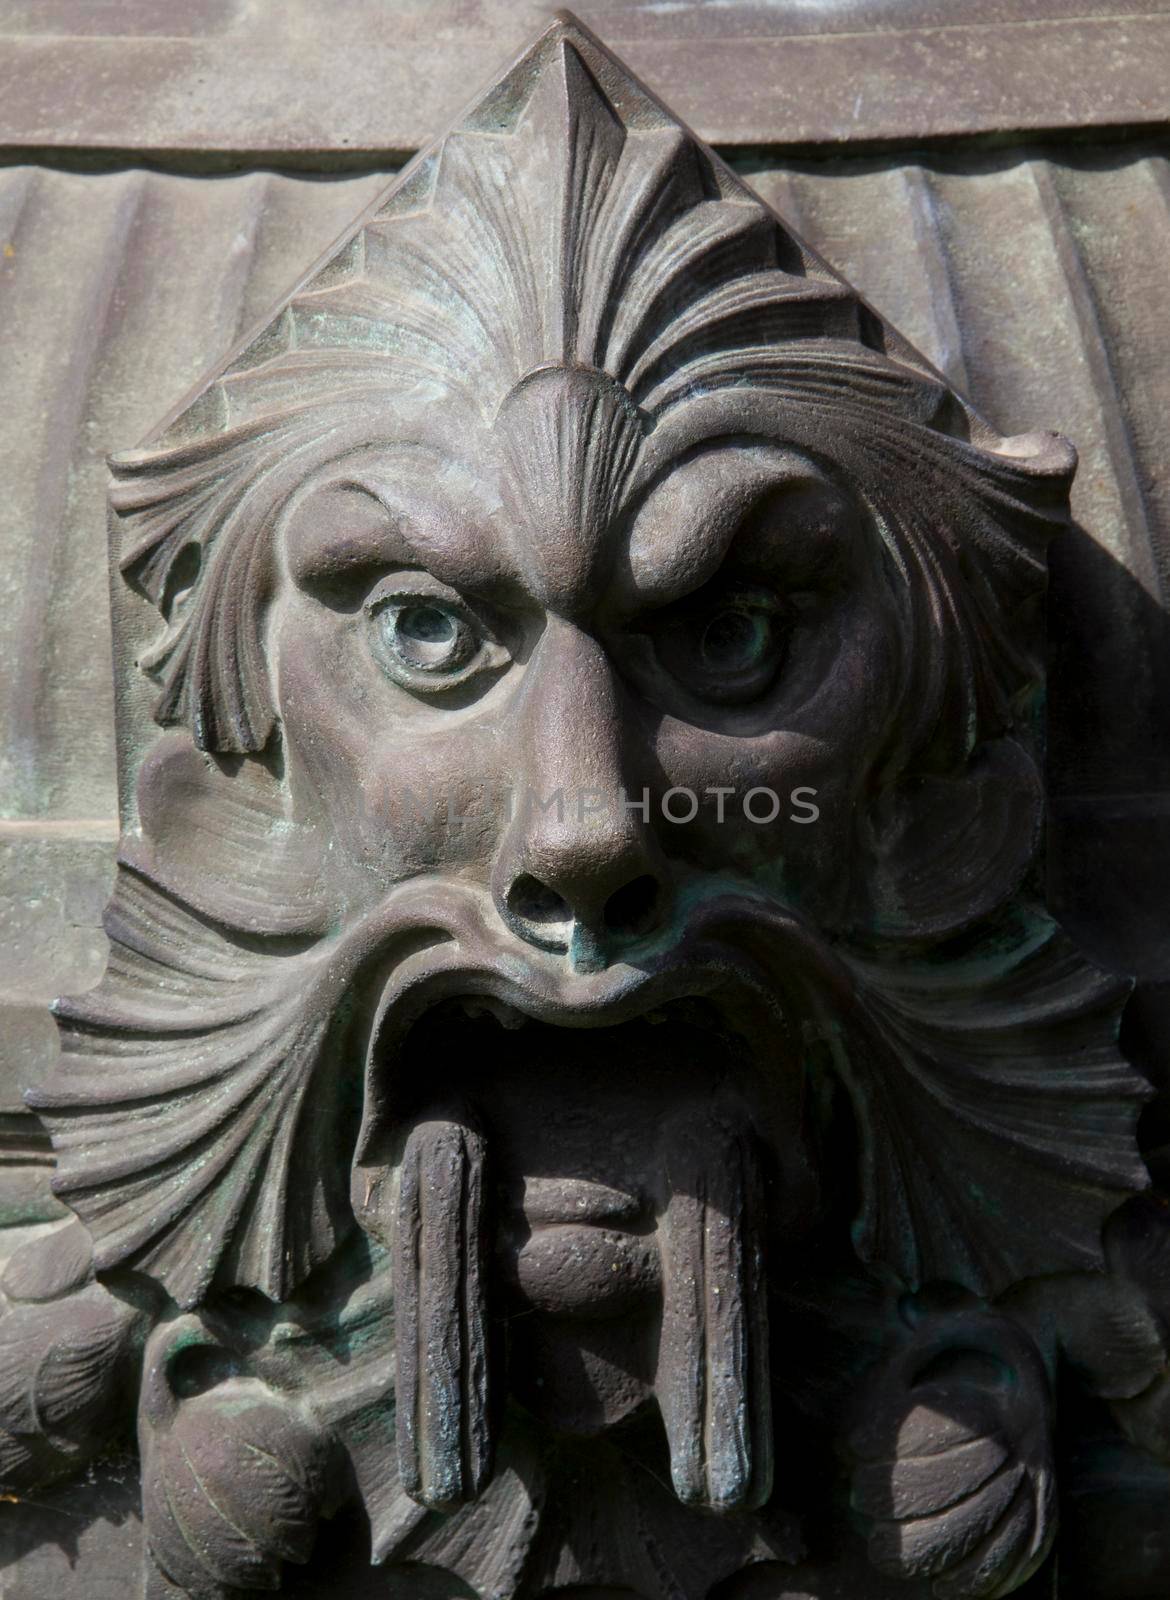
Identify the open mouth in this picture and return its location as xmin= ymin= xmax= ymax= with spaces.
xmin=366 ymin=977 xmax=790 ymax=1514
xmin=391 ymin=995 xmax=768 ymax=1328
xmin=390 ymin=993 xmax=755 ymax=1218
xmin=328 ymin=885 xmax=844 ymax=1513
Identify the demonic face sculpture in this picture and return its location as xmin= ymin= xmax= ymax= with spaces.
xmin=7 ymin=15 xmax=1162 ymax=1600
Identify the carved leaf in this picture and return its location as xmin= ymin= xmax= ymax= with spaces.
xmin=143 ymin=1380 xmax=327 ymax=1599
xmin=34 ymin=863 xmax=355 ymax=1308
xmin=1004 ymin=1268 xmax=1167 ymax=1402
xmin=108 ymin=22 xmax=1075 ymax=783
xmin=0 ymin=1219 xmax=94 ymax=1304
xmin=0 ymin=1282 xmax=139 ymax=1489
xmin=836 ymin=906 xmax=1150 ymax=1296
xmin=114 ymin=391 xmax=415 ymax=754
xmin=0 ymin=1293 xmax=131 ymax=1438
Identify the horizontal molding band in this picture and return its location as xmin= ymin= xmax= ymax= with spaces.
xmin=0 ymin=13 xmax=1167 ymax=155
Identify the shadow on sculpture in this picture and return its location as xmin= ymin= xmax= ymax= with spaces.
xmin=0 ymin=12 xmax=1166 ymax=1599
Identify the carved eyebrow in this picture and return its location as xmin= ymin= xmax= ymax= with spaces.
xmin=282 ymin=456 xmax=508 ymax=598
xmin=282 ymin=480 xmax=419 ymax=593
xmin=620 ymin=446 xmax=849 ymax=610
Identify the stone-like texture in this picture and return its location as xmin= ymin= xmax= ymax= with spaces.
xmin=0 ymin=166 xmax=390 ymax=1184
xmin=0 ymin=0 xmax=1168 ymax=155
xmin=0 ymin=1450 xmax=142 ymax=1600
xmin=747 ymin=154 xmax=1170 ymax=989
xmin=0 ymin=14 xmax=1166 ymax=1595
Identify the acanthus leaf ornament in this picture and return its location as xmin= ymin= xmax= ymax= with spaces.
xmin=10 ymin=12 xmax=1163 ymax=1597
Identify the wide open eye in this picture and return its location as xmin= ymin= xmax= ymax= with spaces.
xmin=366 ymin=583 xmax=508 ymax=694
xmin=651 ymin=587 xmax=790 ymax=705
xmin=381 ymin=601 xmax=473 ymax=672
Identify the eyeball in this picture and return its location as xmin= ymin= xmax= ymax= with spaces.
xmin=698 ymin=605 xmax=775 ymax=675
xmin=377 ymin=601 xmax=476 ymax=674
xmin=652 ymin=587 xmax=790 ymax=705
xmin=365 ymin=584 xmax=509 ymax=696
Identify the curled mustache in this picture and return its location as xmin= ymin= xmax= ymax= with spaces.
xmin=35 ymin=854 xmax=818 ymax=1306
xmin=34 ymin=826 xmax=1145 ymax=1315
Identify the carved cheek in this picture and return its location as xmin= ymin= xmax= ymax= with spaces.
xmin=272 ymin=599 xmax=510 ymax=878
xmin=648 ymin=724 xmax=847 ymax=883
xmin=645 ymin=602 xmax=899 ymax=903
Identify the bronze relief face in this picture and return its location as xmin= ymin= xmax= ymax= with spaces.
xmin=4 ymin=14 xmax=1164 ymax=1600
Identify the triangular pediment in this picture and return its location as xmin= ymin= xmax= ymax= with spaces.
xmin=140 ymin=9 xmax=956 ymax=453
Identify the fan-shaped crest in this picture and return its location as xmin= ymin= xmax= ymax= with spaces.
xmin=153 ymin=16 xmax=868 ymax=444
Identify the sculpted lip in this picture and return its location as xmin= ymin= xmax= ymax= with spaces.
xmin=355 ymin=931 xmax=802 ymax=1158
xmin=340 ymin=899 xmax=816 ymax=1521
xmin=372 ymin=986 xmax=771 ymax=1147
xmin=351 ymin=882 xmax=827 ymax=1149
xmin=513 ymin=1175 xmax=645 ymax=1228
xmin=500 ymin=1178 xmax=657 ymax=1318
xmin=503 ymin=1223 xmax=661 ymax=1319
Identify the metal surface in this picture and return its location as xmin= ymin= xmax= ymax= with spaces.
xmin=0 ymin=1 xmax=1169 ymax=157
xmin=0 ymin=6 xmax=1168 ymax=1597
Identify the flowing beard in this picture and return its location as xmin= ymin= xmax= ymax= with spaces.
xmin=33 ymin=852 xmax=1147 ymax=1525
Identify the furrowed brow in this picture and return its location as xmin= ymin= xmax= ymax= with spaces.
xmin=282 ymin=451 xmax=509 ymax=597
xmin=620 ymin=445 xmax=833 ymax=610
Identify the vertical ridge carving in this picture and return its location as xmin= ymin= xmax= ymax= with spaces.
xmin=393 ymin=1115 xmax=492 ymax=1510
xmin=659 ymin=1112 xmax=772 ymax=1513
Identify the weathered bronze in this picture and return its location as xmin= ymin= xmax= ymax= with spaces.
xmin=1 ymin=13 xmax=1165 ymax=1598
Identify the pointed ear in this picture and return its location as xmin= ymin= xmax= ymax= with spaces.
xmin=853 ymin=737 xmax=1043 ymax=942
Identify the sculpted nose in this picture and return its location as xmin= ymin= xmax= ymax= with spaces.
xmin=492 ymin=622 xmax=668 ymax=966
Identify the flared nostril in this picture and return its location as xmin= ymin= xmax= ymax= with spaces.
xmin=500 ymin=866 xmax=665 ymax=957
xmin=603 ymin=873 xmax=661 ymax=939
xmin=506 ymin=873 xmax=572 ymax=929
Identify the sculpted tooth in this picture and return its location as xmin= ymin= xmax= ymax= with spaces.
xmin=392 ymin=1115 xmax=494 ymax=1510
xmin=656 ymin=1108 xmax=773 ymax=1513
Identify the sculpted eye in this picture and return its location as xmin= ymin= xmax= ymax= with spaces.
xmin=381 ymin=602 xmax=473 ymax=672
xmin=366 ymin=584 xmax=508 ymax=694
xmin=699 ymin=606 xmax=771 ymax=673
xmin=652 ymin=588 xmax=790 ymax=705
